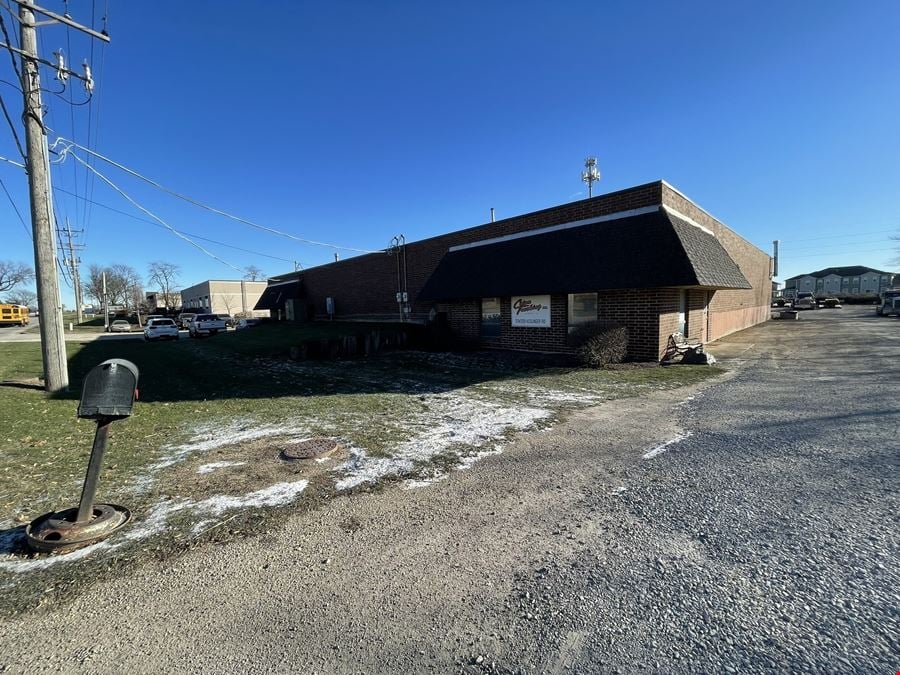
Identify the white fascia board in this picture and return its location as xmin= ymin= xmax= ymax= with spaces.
xmin=266 ymin=279 xmax=298 ymax=288
xmin=661 ymin=205 xmax=716 ymax=236
xmin=448 ymin=205 xmax=660 ymax=253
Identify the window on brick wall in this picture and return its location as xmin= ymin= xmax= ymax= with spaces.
xmin=481 ymin=297 xmax=501 ymax=338
xmin=567 ymin=293 xmax=597 ymax=333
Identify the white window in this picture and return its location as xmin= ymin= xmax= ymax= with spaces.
xmin=567 ymin=293 xmax=597 ymax=332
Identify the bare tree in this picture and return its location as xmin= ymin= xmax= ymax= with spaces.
xmin=82 ymin=263 xmax=142 ymax=313
xmin=243 ymin=265 xmax=264 ymax=281
xmin=4 ymin=288 xmax=36 ymax=306
xmin=0 ymin=260 xmax=35 ymax=293
xmin=83 ymin=264 xmax=105 ymax=306
xmin=147 ymin=261 xmax=181 ymax=310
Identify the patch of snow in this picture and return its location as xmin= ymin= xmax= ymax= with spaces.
xmin=0 ymin=540 xmax=114 ymax=572
xmin=194 ymin=480 xmax=309 ymax=516
xmin=336 ymin=450 xmax=413 ymax=491
xmin=131 ymin=419 xmax=309 ymax=493
xmin=642 ymin=431 xmax=692 ymax=460
xmin=457 ymin=447 xmax=502 ymax=471
xmin=197 ymin=460 xmax=247 ymax=475
xmin=403 ymin=475 xmax=448 ymax=490
xmin=123 ymin=499 xmax=191 ymax=541
xmin=335 ymin=392 xmax=549 ymax=490
xmin=155 ymin=421 xmax=304 ymax=470
xmin=0 ymin=481 xmax=309 ymax=573
xmin=527 ymin=389 xmax=605 ymax=405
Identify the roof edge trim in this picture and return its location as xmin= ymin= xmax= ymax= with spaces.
xmin=661 ymin=205 xmax=716 ymax=236
xmin=448 ymin=205 xmax=660 ymax=253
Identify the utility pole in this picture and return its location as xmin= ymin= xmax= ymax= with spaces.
xmin=19 ymin=0 xmax=66 ymax=391
xmin=102 ymin=270 xmax=109 ymax=332
xmin=63 ymin=218 xmax=84 ymax=325
xmin=14 ymin=0 xmax=109 ymax=391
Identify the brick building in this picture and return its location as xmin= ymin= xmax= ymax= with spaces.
xmin=257 ymin=181 xmax=772 ymax=360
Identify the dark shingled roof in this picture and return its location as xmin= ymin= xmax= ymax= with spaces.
xmin=418 ymin=209 xmax=750 ymax=302
xmin=784 ymin=266 xmax=895 ymax=281
xmin=254 ymin=279 xmax=302 ymax=310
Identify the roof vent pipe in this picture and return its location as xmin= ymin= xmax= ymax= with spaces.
xmin=490 ymin=207 xmax=495 ymax=223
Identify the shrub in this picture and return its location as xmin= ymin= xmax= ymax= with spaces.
xmin=568 ymin=321 xmax=628 ymax=367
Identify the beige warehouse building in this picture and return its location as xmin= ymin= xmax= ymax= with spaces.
xmin=180 ymin=280 xmax=270 ymax=317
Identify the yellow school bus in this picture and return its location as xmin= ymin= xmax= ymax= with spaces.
xmin=0 ymin=304 xmax=29 ymax=326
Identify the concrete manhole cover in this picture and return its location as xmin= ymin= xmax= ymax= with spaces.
xmin=280 ymin=437 xmax=341 ymax=461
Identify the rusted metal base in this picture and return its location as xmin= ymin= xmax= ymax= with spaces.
xmin=25 ymin=504 xmax=130 ymax=554
xmin=281 ymin=437 xmax=341 ymax=461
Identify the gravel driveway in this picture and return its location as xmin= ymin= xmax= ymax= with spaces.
xmin=0 ymin=306 xmax=896 ymax=673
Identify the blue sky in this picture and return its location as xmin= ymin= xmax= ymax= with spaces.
xmin=2 ymin=1 xmax=899 ymax=306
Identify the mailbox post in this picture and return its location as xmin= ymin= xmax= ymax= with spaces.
xmin=26 ymin=359 xmax=139 ymax=553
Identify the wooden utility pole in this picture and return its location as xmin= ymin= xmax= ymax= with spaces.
xmin=64 ymin=219 xmax=84 ymax=325
xmin=19 ymin=0 xmax=67 ymax=391
xmin=12 ymin=0 xmax=109 ymax=391
xmin=102 ymin=270 xmax=109 ymax=332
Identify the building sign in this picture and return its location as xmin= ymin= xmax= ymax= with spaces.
xmin=511 ymin=295 xmax=551 ymax=327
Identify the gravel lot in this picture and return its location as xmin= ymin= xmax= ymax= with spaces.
xmin=0 ymin=306 xmax=896 ymax=673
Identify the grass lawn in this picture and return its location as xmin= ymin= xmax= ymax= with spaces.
xmin=0 ymin=322 xmax=723 ymax=613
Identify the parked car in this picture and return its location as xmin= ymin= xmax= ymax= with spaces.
xmin=822 ymin=298 xmax=842 ymax=309
xmin=876 ymin=289 xmax=900 ymax=316
xmin=143 ymin=318 xmax=179 ymax=341
xmin=189 ymin=313 xmax=226 ymax=337
xmin=217 ymin=314 xmax=235 ymax=328
xmin=794 ymin=292 xmax=817 ymax=310
xmin=236 ymin=318 xmax=261 ymax=330
xmin=110 ymin=320 xmax=132 ymax=333
xmin=176 ymin=312 xmax=197 ymax=329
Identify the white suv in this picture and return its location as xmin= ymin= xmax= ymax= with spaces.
xmin=144 ymin=318 xmax=180 ymax=341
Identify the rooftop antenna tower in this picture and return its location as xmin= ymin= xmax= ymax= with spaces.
xmin=581 ymin=157 xmax=601 ymax=198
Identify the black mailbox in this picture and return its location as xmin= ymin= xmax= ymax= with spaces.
xmin=77 ymin=359 xmax=140 ymax=420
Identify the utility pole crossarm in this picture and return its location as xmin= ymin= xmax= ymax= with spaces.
xmin=0 ymin=42 xmax=93 ymax=82
xmin=11 ymin=0 xmax=110 ymax=42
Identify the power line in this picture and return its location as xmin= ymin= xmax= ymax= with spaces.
xmin=53 ymin=186 xmax=296 ymax=264
xmin=65 ymin=147 xmax=244 ymax=273
xmin=53 ymin=137 xmax=384 ymax=254
xmin=82 ymin=8 xmax=107 ymax=244
xmin=786 ymin=247 xmax=898 ymax=260
xmin=779 ymin=227 xmax=898 ymax=243
xmin=0 ymin=172 xmax=29 ymax=238
xmin=784 ymin=237 xmax=894 ymax=253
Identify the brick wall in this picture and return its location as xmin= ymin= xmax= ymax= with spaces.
xmin=439 ymin=299 xmax=480 ymax=340
xmin=439 ymin=289 xmax=681 ymax=361
xmin=661 ymin=183 xmax=771 ymax=340
xmin=301 ymin=182 xmax=663 ymax=321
